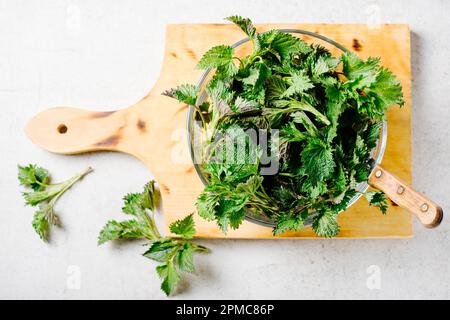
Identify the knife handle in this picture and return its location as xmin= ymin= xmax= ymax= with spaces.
xmin=368 ymin=164 xmax=443 ymax=228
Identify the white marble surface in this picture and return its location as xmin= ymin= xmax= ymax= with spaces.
xmin=1 ymin=0 xmax=449 ymax=299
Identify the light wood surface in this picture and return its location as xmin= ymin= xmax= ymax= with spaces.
xmin=26 ymin=23 xmax=413 ymax=238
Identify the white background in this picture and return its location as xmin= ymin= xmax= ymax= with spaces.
xmin=1 ymin=0 xmax=449 ymax=299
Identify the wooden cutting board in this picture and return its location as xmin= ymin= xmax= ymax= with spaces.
xmin=25 ymin=23 xmax=412 ymax=238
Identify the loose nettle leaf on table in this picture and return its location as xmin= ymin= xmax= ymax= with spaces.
xmin=98 ymin=181 xmax=208 ymax=296
xmin=18 ymin=164 xmax=93 ymax=241
xmin=165 ymin=16 xmax=404 ymax=237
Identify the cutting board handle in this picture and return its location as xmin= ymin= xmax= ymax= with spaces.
xmin=369 ymin=164 xmax=443 ymax=228
xmin=25 ymin=106 xmax=137 ymax=155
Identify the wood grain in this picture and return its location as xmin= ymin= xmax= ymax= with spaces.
xmin=25 ymin=23 xmax=413 ymax=238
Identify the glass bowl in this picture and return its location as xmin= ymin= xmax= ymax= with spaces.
xmin=187 ymin=29 xmax=387 ymax=228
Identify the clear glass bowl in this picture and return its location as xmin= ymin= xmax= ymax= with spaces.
xmin=187 ymin=29 xmax=387 ymax=227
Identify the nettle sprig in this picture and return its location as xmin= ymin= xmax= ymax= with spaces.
xmin=18 ymin=164 xmax=93 ymax=241
xmin=164 ymin=16 xmax=399 ymax=237
xmin=98 ymin=181 xmax=209 ymax=296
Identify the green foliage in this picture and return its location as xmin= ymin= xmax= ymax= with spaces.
xmin=300 ymin=138 xmax=335 ymax=186
xmin=98 ymin=181 xmax=208 ymax=296
xmin=342 ymin=52 xmax=404 ymax=118
xmin=162 ymin=84 xmax=198 ymax=106
xmin=197 ymin=45 xmax=237 ymax=77
xmin=257 ymin=30 xmax=313 ymax=59
xmin=273 ymin=211 xmax=306 ymax=235
xmin=18 ymin=164 xmax=92 ymax=241
xmin=312 ymin=210 xmax=340 ymax=237
xmin=281 ymin=72 xmax=314 ymax=98
xmin=169 ymin=213 xmax=196 ymax=239
xmin=226 ymin=15 xmax=256 ymax=39
xmin=31 ymin=209 xmax=50 ymax=241
xmin=18 ymin=164 xmax=50 ymax=191
xmin=365 ymin=190 xmax=389 ymax=214
xmin=97 ymin=220 xmax=148 ymax=245
xmin=164 ymin=16 xmax=404 ymax=236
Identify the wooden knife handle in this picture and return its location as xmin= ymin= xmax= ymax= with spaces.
xmin=368 ymin=164 xmax=443 ymax=228
xmin=25 ymin=106 xmax=134 ymax=155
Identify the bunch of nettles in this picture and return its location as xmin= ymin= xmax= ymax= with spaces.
xmin=18 ymin=164 xmax=93 ymax=241
xmin=164 ymin=16 xmax=403 ymax=237
xmin=98 ymin=181 xmax=208 ymax=296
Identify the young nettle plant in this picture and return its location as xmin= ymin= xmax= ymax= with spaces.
xmin=98 ymin=181 xmax=208 ymax=296
xmin=18 ymin=164 xmax=93 ymax=241
xmin=164 ymin=16 xmax=402 ymax=237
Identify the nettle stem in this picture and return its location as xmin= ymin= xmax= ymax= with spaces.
xmin=50 ymin=167 xmax=93 ymax=204
xmin=143 ymin=213 xmax=161 ymax=240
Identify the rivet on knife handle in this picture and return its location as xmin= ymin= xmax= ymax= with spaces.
xmin=368 ymin=164 xmax=443 ymax=228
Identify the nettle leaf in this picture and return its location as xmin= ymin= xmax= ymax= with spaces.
xmin=144 ymin=239 xmax=177 ymax=262
xmin=290 ymin=111 xmax=318 ymax=136
xmin=273 ymin=212 xmax=306 ymax=235
xmin=22 ymin=188 xmax=60 ymax=206
xmin=332 ymin=189 xmax=357 ymax=213
xmin=342 ymin=52 xmax=380 ymax=83
xmin=169 ymin=213 xmax=196 ymax=239
xmin=97 ymin=220 xmax=147 ymax=245
xmin=211 ymin=127 xmax=260 ymax=182
xmin=242 ymin=62 xmax=270 ymax=90
xmin=18 ymin=164 xmax=50 ymax=191
xmin=260 ymin=30 xmax=312 ymax=59
xmin=177 ymin=243 xmax=195 ymax=273
xmin=162 ymin=84 xmax=198 ymax=106
xmin=354 ymin=135 xmax=368 ymax=160
xmin=281 ymin=72 xmax=314 ymax=98
xmin=363 ymin=121 xmax=382 ymax=150
xmin=37 ymin=202 xmax=59 ymax=226
xmin=353 ymin=163 xmax=370 ymax=182
xmin=312 ymin=210 xmax=340 ymax=237
xmin=196 ymin=189 xmax=220 ymax=221
xmin=332 ymin=163 xmax=347 ymax=195
xmin=280 ymin=122 xmax=308 ymax=143
xmin=207 ymin=78 xmax=234 ymax=115
xmin=229 ymin=207 xmax=247 ymax=230
xmin=301 ymin=138 xmax=335 ymax=186
xmin=325 ymin=99 xmax=343 ymax=126
xmin=218 ymin=61 xmax=239 ymax=78
xmin=365 ymin=191 xmax=389 ymax=214
xmin=312 ymin=56 xmax=339 ymax=77
xmin=266 ymin=76 xmax=287 ymax=100
xmin=272 ymin=186 xmax=296 ymax=208
xmin=367 ymin=67 xmax=404 ymax=108
xmin=242 ymin=67 xmax=260 ymax=85
xmin=32 ymin=210 xmax=50 ymax=241
xmin=159 ymin=261 xmax=180 ymax=296
xmin=141 ymin=181 xmax=157 ymax=211
xmin=226 ymin=15 xmax=256 ymax=39
xmin=121 ymin=192 xmax=143 ymax=216
xmin=312 ymin=56 xmax=330 ymax=77
xmin=197 ymin=180 xmax=255 ymax=233
xmin=216 ymin=196 xmax=248 ymax=232
xmin=299 ymin=178 xmax=327 ymax=200
xmin=241 ymin=86 xmax=265 ymax=105
xmin=236 ymin=175 xmax=263 ymax=194
xmin=232 ymin=96 xmax=259 ymax=114
xmin=289 ymin=101 xmax=330 ymax=126
xmin=197 ymin=45 xmax=235 ymax=70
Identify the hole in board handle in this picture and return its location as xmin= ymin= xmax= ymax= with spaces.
xmin=57 ymin=124 xmax=68 ymax=134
